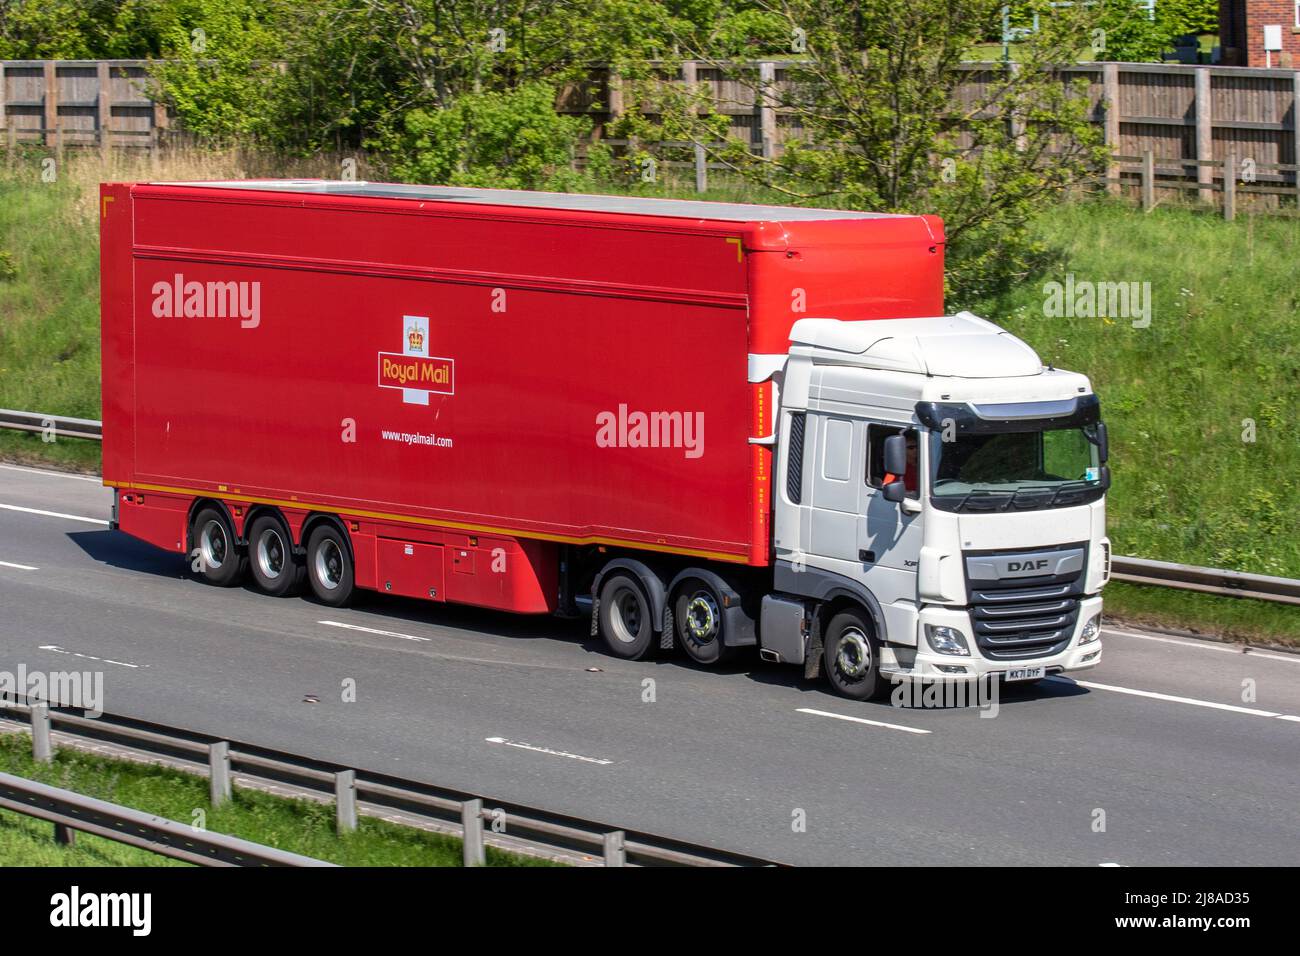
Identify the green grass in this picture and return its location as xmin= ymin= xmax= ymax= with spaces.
xmin=1103 ymin=581 xmax=1300 ymax=647
xmin=973 ymin=199 xmax=1300 ymax=581
xmin=0 ymin=734 xmax=553 ymax=866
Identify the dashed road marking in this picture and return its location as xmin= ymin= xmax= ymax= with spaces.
xmin=0 ymin=560 xmax=38 ymax=571
xmin=796 ymin=707 xmax=931 ymax=735
xmin=485 ymin=736 xmax=613 ymax=765
xmin=38 ymin=644 xmax=147 ymax=669
xmin=319 ymin=620 xmax=431 ymax=642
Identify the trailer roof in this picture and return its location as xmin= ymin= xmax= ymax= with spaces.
xmin=154 ymin=179 xmax=904 ymax=223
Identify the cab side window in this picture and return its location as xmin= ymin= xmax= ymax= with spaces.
xmin=866 ymin=425 xmax=920 ymax=499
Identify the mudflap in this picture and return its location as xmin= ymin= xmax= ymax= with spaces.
xmin=803 ymin=612 xmax=824 ymax=680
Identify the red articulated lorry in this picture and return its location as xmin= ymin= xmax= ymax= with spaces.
xmin=101 ymin=181 xmax=1110 ymax=700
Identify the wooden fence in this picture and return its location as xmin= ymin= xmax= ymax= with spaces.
xmin=560 ymin=60 xmax=1300 ymax=206
xmin=0 ymin=60 xmax=166 ymax=153
xmin=8 ymin=57 xmax=1300 ymax=207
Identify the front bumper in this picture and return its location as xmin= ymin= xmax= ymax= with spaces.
xmin=880 ymin=596 xmax=1104 ymax=682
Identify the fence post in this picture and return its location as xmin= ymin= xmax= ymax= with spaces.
xmin=1293 ymin=72 xmax=1300 ymax=206
xmin=603 ymin=830 xmax=626 ymax=866
xmin=97 ymin=61 xmax=111 ymax=162
xmin=31 ymin=703 xmax=52 ymax=763
xmin=606 ymin=68 xmax=624 ymax=121
xmin=461 ymin=799 xmax=485 ymax=866
xmin=1103 ymin=63 xmax=1120 ymax=195
xmin=42 ymin=61 xmax=57 ymax=149
xmin=1007 ymin=61 xmax=1026 ymax=152
xmin=694 ymin=142 xmax=707 ymax=193
xmin=208 ymin=741 xmax=231 ymax=807
xmin=758 ymin=60 xmax=777 ymax=160
xmin=335 ymin=769 xmax=357 ymax=834
xmin=1195 ymin=67 xmax=1213 ymax=204
xmin=1141 ymin=149 xmax=1155 ymax=210
xmin=1223 ymin=151 xmax=1236 ymax=222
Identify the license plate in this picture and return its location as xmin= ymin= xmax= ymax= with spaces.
xmin=1004 ymin=666 xmax=1045 ymax=682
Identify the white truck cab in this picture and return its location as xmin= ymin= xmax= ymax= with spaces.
xmin=761 ymin=312 xmax=1109 ymax=699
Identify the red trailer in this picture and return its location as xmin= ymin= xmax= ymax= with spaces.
xmin=100 ymin=181 xmax=943 ymax=658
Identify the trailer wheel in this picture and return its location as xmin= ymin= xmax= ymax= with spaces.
xmin=598 ymin=574 xmax=655 ymax=660
xmin=674 ymin=578 xmax=736 ymax=665
xmin=305 ymin=525 xmax=354 ymax=607
xmin=824 ymin=609 xmax=886 ymax=701
xmin=191 ymin=506 xmax=245 ymax=587
xmin=247 ymin=514 xmax=303 ymax=597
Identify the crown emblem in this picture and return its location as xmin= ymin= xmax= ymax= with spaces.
xmin=406 ymin=324 xmax=425 ymax=352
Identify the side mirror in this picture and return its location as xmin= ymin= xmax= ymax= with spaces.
xmin=1095 ymin=421 xmax=1109 ymax=464
xmin=882 ymin=434 xmax=907 ymax=477
xmin=883 ymin=480 xmax=906 ymax=503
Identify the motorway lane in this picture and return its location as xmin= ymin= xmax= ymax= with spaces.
xmin=0 ymin=464 xmax=1298 ymax=865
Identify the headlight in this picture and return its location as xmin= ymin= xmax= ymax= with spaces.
xmin=1079 ymin=615 xmax=1101 ymax=645
xmin=925 ymin=625 xmax=970 ymax=656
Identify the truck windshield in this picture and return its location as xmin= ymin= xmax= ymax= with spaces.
xmin=930 ymin=427 xmax=1103 ymax=511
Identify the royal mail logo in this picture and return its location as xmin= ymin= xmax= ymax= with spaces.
xmin=378 ymin=314 xmax=454 ymax=404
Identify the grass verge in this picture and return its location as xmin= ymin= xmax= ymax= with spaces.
xmin=1102 ymin=581 xmax=1300 ymax=648
xmin=0 ymin=733 xmax=553 ymax=866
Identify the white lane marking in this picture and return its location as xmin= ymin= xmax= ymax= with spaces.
xmin=485 ymin=736 xmax=613 ymax=765
xmin=1104 ymin=627 xmax=1300 ymax=664
xmin=0 ymin=502 xmax=108 ymax=525
xmin=796 ymin=707 xmax=931 ymax=735
xmin=0 ymin=560 xmax=38 ymax=571
xmin=1051 ymin=677 xmax=1300 ymax=722
xmin=1099 ymin=862 xmax=1126 ymax=867
xmin=319 ymin=620 xmax=431 ymax=643
xmin=0 ymin=463 xmax=102 ymax=483
xmin=38 ymin=644 xmax=147 ymax=669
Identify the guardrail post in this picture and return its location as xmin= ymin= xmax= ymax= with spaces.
xmin=1141 ymin=149 xmax=1155 ymax=210
xmin=335 ymin=770 xmax=357 ymax=833
xmin=461 ymin=799 xmax=484 ymax=866
xmin=1223 ymin=151 xmax=1236 ymax=222
xmin=208 ymin=741 xmax=231 ymax=806
xmin=603 ymin=830 xmax=626 ymax=866
xmin=54 ymin=823 xmax=75 ymax=846
xmin=31 ymin=703 xmax=52 ymax=763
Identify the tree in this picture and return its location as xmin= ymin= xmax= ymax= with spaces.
xmin=630 ymin=0 xmax=1111 ymax=300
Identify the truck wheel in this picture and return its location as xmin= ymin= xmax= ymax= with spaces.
xmin=674 ymin=578 xmax=736 ymax=665
xmin=191 ymin=506 xmax=245 ymax=587
xmin=824 ymin=610 xmax=885 ymax=701
xmin=247 ymin=514 xmax=302 ymax=597
xmin=598 ymin=574 xmax=655 ymax=660
xmin=306 ymin=525 xmax=354 ymax=607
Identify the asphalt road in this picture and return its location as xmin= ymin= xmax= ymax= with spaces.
xmin=1 ymin=461 xmax=1297 ymax=866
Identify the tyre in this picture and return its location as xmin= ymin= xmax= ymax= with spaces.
xmin=673 ymin=578 xmax=736 ymax=665
xmin=191 ymin=506 xmax=245 ymax=587
xmin=597 ymin=573 xmax=655 ymax=660
xmin=824 ymin=609 xmax=886 ymax=701
xmin=305 ymin=524 xmax=354 ymax=607
xmin=246 ymin=514 xmax=302 ymax=597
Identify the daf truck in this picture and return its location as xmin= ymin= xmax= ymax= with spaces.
xmin=100 ymin=180 xmax=1110 ymax=701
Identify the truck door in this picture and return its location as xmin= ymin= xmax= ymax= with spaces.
xmin=809 ymin=415 xmax=865 ymax=565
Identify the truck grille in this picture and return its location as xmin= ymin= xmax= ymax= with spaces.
xmin=965 ymin=545 xmax=1087 ymax=661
